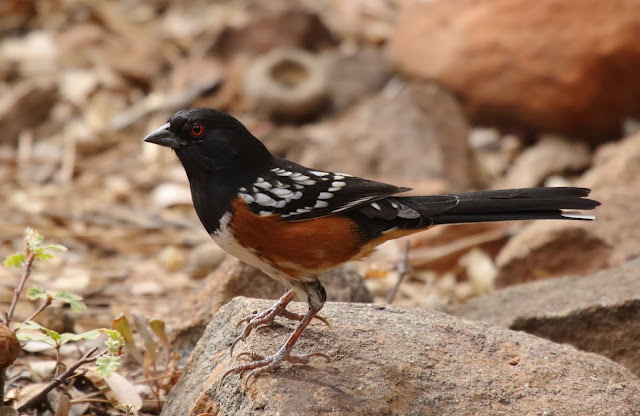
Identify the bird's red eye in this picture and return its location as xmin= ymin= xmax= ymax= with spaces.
xmin=190 ymin=124 xmax=204 ymax=137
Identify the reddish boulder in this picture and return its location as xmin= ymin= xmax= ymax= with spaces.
xmin=390 ymin=0 xmax=640 ymax=141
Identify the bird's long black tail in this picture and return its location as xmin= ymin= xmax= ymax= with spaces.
xmin=398 ymin=187 xmax=600 ymax=225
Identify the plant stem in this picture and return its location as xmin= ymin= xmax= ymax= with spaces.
xmin=17 ymin=347 xmax=99 ymax=413
xmin=54 ymin=345 xmax=62 ymax=379
xmin=6 ymin=251 xmax=36 ymax=325
xmin=23 ymin=296 xmax=52 ymax=325
xmin=386 ymin=239 xmax=411 ymax=305
xmin=0 ymin=367 xmax=5 ymax=405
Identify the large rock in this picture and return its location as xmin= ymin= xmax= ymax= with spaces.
xmin=495 ymin=131 xmax=640 ymax=286
xmin=296 ymin=82 xmax=471 ymax=190
xmin=495 ymin=135 xmax=591 ymax=189
xmin=450 ymin=258 xmax=640 ymax=377
xmin=162 ymin=298 xmax=640 ymax=416
xmin=390 ymin=0 xmax=640 ymax=141
xmin=169 ymin=257 xmax=372 ymax=357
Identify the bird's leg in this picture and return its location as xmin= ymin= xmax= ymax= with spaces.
xmin=231 ymin=288 xmax=329 ymax=356
xmin=222 ymin=280 xmax=332 ymax=386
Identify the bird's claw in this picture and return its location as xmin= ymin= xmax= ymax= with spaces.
xmin=230 ymin=310 xmax=331 ymax=357
xmin=220 ymin=349 xmax=332 ymax=387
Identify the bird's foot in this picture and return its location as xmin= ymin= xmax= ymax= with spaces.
xmin=231 ymin=292 xmax=329 ymax=356
xmin=221 ymin=346 xmax=332 ymax=387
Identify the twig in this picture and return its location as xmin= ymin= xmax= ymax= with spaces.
xmin=386 ymin=239 xmax=411 ymax=305
xmin=6 ymin=251 xmax=36 ymax=325
xmin=1 ymin=368 xmax=5 ymax=406
xmin=23 ymin=296 xmax=52 ymax=325
xmin=17 ymin=347 xmax=99 ymax=413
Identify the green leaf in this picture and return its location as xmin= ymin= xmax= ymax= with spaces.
xmin=105 ymin=329 xmax=123 ymax=341
xmin=104 ymin=330 xmax=125 ymax=355
xmin=42 ymin=244 xmax=68 ymax=252
xmin=59 ymin=330 xmax=101 ymax=345
xmin=95 ymin=356 xmax=121 ymax=378
xmin=4 ymin=253 xmax=26 ymax=268
xmin=41 ymin=327 xmax=61 ymax=343
xmin=54 ymin=291 xmax=86 ymax=312
xmin=14 ymin=322 xmax=59 ymax=346
xmin=34 ymin=250 xmax=53 ymax=261
xmin=26 ymin=285 xmax=50 ymax=300
xmin=15 ymin=330 xmax=56 ymax=346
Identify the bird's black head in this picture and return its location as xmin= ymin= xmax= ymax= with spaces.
xmin=143 ymin=108 xmax=272 ymax=179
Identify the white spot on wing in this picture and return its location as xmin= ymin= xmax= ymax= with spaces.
xmin=298 ymin=179 xmax=316 ymax=185
xmin=296 ymin=208 xmax=310 ymax=214
xmin=259 ymin=211 xmax=273 ymax=216
xmin=254 ymin=193 xmax=277 ymax=206
xmin=240 ymin=193 xmax=254 ymax=203
xmin=371 ymin=202 xmax=381 ymax=211
xmin=318 ymin=192 xmax=333 ymax=199
xmin=255 ymin=181 xmax=272 ymax=189
xmin=314 ymin=200 xmax=329 ymax=208
xmin=332 ymin=181 xmax=346 ymax=188
xmin=310 ymin=171 xmax=329 ymax=177
xmin=270 ymin=187 xmax=294 ymax=198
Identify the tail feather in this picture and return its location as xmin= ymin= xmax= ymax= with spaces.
xmin=397 ymin=187 xmax=600 ymax=226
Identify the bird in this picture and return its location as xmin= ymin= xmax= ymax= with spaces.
xmin=143 ymin=108 xmax=600 ymax=386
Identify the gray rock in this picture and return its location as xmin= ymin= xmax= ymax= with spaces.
xmin=298 ymin=81 xmax=471 ymax=190
xmin=495 ymin=130 xmax=640 ymax=286
xmin=162 ymin=297 xmax=640 ymax=416
xmin=450 ymin=258 xmax=640 ymax=377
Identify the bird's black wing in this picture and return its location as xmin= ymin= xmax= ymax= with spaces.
xmin=238 ymin=158 xmax=418 ymax=222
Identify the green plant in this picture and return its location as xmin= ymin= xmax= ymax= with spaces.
xmin=0 ymin=228 xmax=125 ymax=414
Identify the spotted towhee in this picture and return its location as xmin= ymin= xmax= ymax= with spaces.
xmin=144 ymin=108 xmax=600 ymax=385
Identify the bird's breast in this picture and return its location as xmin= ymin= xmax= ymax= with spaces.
xmin=215 ymin=198 xmax=363 ymax=280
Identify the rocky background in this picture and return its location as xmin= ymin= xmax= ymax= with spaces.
xmin=1 ymin=0 xmax=640 ymax=415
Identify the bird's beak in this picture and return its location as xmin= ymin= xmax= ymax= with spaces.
xmin=143 ymin=122 xmax=181 ymax=148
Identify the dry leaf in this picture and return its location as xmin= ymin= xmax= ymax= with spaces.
xmin=103 ymin=372 xmax=143 ymax=413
